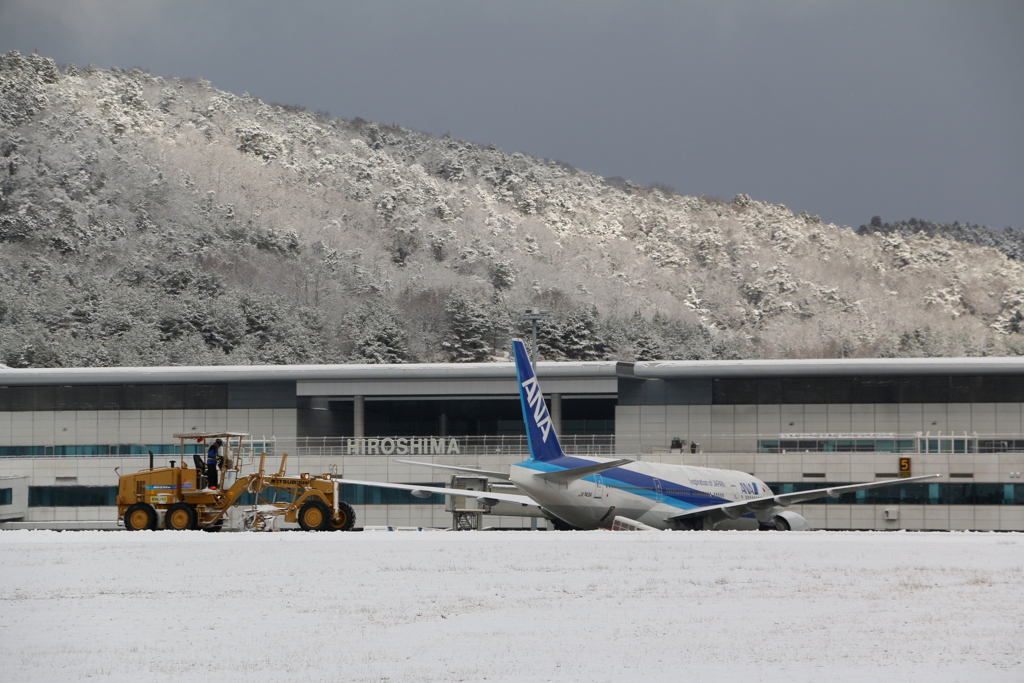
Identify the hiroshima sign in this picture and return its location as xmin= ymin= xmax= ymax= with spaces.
xmin=345 ymin=437 xmax=461 ymax=456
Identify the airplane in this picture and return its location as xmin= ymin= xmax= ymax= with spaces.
xmin=336 ymin=340 xmax=939 ymax=530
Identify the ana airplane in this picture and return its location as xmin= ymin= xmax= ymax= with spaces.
xmin=337 ymin=340 xmax=939 ymax=530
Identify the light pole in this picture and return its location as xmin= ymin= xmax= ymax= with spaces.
xmin=520 ymin=309 xmax=549 ymax=374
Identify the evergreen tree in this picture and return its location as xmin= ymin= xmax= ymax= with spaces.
xmin=538 ymin=305 xmax=609 ymax=361
xmin=623 ymin=311 xmax=665 ymax=361
xmin=442 ymin=290 xmax=491 ymax=362
xmin=991 ymin=288 xmax=1024 ymax=335
xmin=342 ymin=301 xmax=411 ymax=363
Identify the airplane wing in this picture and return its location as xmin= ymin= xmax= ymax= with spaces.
xmin=333 ymin=478 xmax=540 ymax=508
xmin=665 ymin=473 xmax=941 ymax=525
xmin=392 ymin=460 xmax=511 ymax=480
xmin=534 ymin=459 xmax=635 ymax=483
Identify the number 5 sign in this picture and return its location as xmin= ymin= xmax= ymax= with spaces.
xmin=899 ymin=457 xmax=911 ymax=478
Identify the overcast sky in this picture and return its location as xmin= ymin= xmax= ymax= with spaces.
xmin=2 ymin=0 xmax=1021 ymax=231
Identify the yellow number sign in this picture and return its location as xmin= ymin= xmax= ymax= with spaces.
xmin=899 ymin=457 xmax=911 ymax=478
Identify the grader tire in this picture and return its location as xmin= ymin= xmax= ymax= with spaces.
xmin=165 ymin=503 xmax=198 ymax=530
xmin=124 ymin=503 xmax=157 ymax=531
xmin=328 ymin=501 xmax=357 ymax=531
xmin=298 ymin=500 xmax=330 ymax=531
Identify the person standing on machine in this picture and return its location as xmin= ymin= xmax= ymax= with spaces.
xmin=205 ymin=438 xmax=224 ymax=490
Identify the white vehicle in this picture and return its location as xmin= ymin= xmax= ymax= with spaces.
xmin=340 ymin=340 xmax=938 ymax=530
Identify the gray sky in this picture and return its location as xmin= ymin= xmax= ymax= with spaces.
xmin=2 ymin=0 xmax=1022 ymax=231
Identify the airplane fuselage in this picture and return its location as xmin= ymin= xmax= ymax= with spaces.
xmin=338 ymin=339 xmax=933 ymax=531
xmin=511 ymin=456 xmax=775 ymax=530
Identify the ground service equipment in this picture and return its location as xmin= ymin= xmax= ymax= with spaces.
xmin=116 ymin=432 xmax=356 ymax=532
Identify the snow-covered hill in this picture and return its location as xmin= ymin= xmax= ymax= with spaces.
xmin=2 ymin=51 xmax=1022 ymax=366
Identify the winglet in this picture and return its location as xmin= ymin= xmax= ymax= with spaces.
xmin=513 ymin=339 xmax=565 ymax=462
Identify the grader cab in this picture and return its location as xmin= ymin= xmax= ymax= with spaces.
xmin=116 ymin=432 xmax=356 ymax=532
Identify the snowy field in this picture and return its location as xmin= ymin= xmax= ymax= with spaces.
xmin=1 ymin=531 xmax=1021 ymax=683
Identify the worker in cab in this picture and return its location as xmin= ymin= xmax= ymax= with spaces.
xmin=205 ymin=438 xmax=224 ymax=490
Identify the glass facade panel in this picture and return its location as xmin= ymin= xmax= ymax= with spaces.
xmin=346 ymin=398 xmax=613 ymax=438
xmin=0 ymin=384 xmax=229 ymax=411
xmin=53 ymin=445 xmax=110 ymax=455
xmin=1 ymin=443 xmax=207 ymax=457
xmin=36 ymin=387 xmax=58 ymax=410
xmin=162 ymin=384 xmax=187 ymax=410
xmin=562 ymin=399 xmax=615 ymax=435
xmin=28 ymin=486 xmax=118 ymax=506
xmin=193 ymin=384 xmax=228 ymax=409
xmin=759 ymin=438 xmax=938 ymax=453
xmin=0 ymin=487 xmax=11 ymax=505
xmin=227 ymin=484 xmax=446 ymax=506
xmin=51 ymin=386 xmax=76 ymax=411
xmin=16 ymin=481 xmax=1024 ymax=507
xmin=715 ymin=376 xmax=1024 ymax=404
xmin=979 ymin=440 xmax=1024 ymax=453
xmin=973 ymin=484 xmax=1006 ymax=505
xmin=0 ymin=446 xmax=45 ymax=456
xmin=763 ymin=483 xmax=1024 ymax=505
xmin=336 ymin=483 xmax=445 ymax=505
xmin=75 ymin=385 xmax=121 ymax=410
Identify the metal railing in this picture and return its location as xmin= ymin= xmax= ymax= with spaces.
xmin=290 ymin=434 xmax=616 ymax=457
xmin=5 ymin=433 xmax=1024 ymax=459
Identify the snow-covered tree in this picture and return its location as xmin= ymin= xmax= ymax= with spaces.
xmin=341 ymin=302 xmax=411 ymax=364
xmin=1 ymin=50 xmax=1022 ymax=368
xmin=990 ymin=288 xmax=1024 ymax=335
xmin=442 ymin=291 xmax=492 ymax=362
xmin=538 ymin=306 xmax=609 ymax=361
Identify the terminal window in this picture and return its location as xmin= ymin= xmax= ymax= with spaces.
xmin=767 ymin=482 xmax=1023 ymax=505
xmin=713 ymin=375 xmax=1024 ymax=404
xmin=0 ymin=384 xmax=228 ymax=411
xmin=759 ymin=439 xmax=916 ymax=453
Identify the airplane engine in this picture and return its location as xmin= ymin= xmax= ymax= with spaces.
xmin=772 ymin=511 xmax=811 ymax=531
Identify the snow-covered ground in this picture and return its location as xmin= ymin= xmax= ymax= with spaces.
xmin=1 ymin=530 xmax=1021 ymax=682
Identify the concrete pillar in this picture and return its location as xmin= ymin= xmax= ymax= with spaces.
xmin=551 ymin=393 xmax=562 ymax=436
xmin=353 ymin=396 xmax=364 ymax=437
xmin=439 ymin=413 xmax=448 ymax=436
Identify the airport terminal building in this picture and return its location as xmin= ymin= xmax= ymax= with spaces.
xmin=1 ymin=357 xmax=1023 ymax=531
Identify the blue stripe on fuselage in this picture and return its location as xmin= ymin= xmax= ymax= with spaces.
xmin=516 ymin=457 xmax=732 ymax=511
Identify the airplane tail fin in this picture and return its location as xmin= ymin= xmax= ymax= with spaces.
xmin=513 ymin=339 xmax=565 ymax=463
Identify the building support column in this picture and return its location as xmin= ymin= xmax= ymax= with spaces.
xmin=353 ymin=396 xmax=364 ymax=437
xmin=551 ymin=393 xmax=562 ymax=436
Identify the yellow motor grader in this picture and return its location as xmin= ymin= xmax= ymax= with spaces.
xmin=116 ymin=432 xmax=355 ymax=532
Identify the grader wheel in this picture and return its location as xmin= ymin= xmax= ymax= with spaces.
xmin=298 ymin=500 xmax=330 ymax=531
xmin=165 ymin=503 xmax=198 ymax=530
xmin=328 ymin=501 xmax=357 ymax=531
xmin=124 ymin=503 xmax=157 ymax=531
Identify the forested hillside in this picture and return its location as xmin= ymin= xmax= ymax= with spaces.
xmin=2 ymin=51 xmax=1023 ymax=367
xmin=858 ymin=216 xmax=1024 ymax=262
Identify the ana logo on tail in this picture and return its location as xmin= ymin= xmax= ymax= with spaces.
xmin=520 ymin=376 xmax=553 ymax=442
